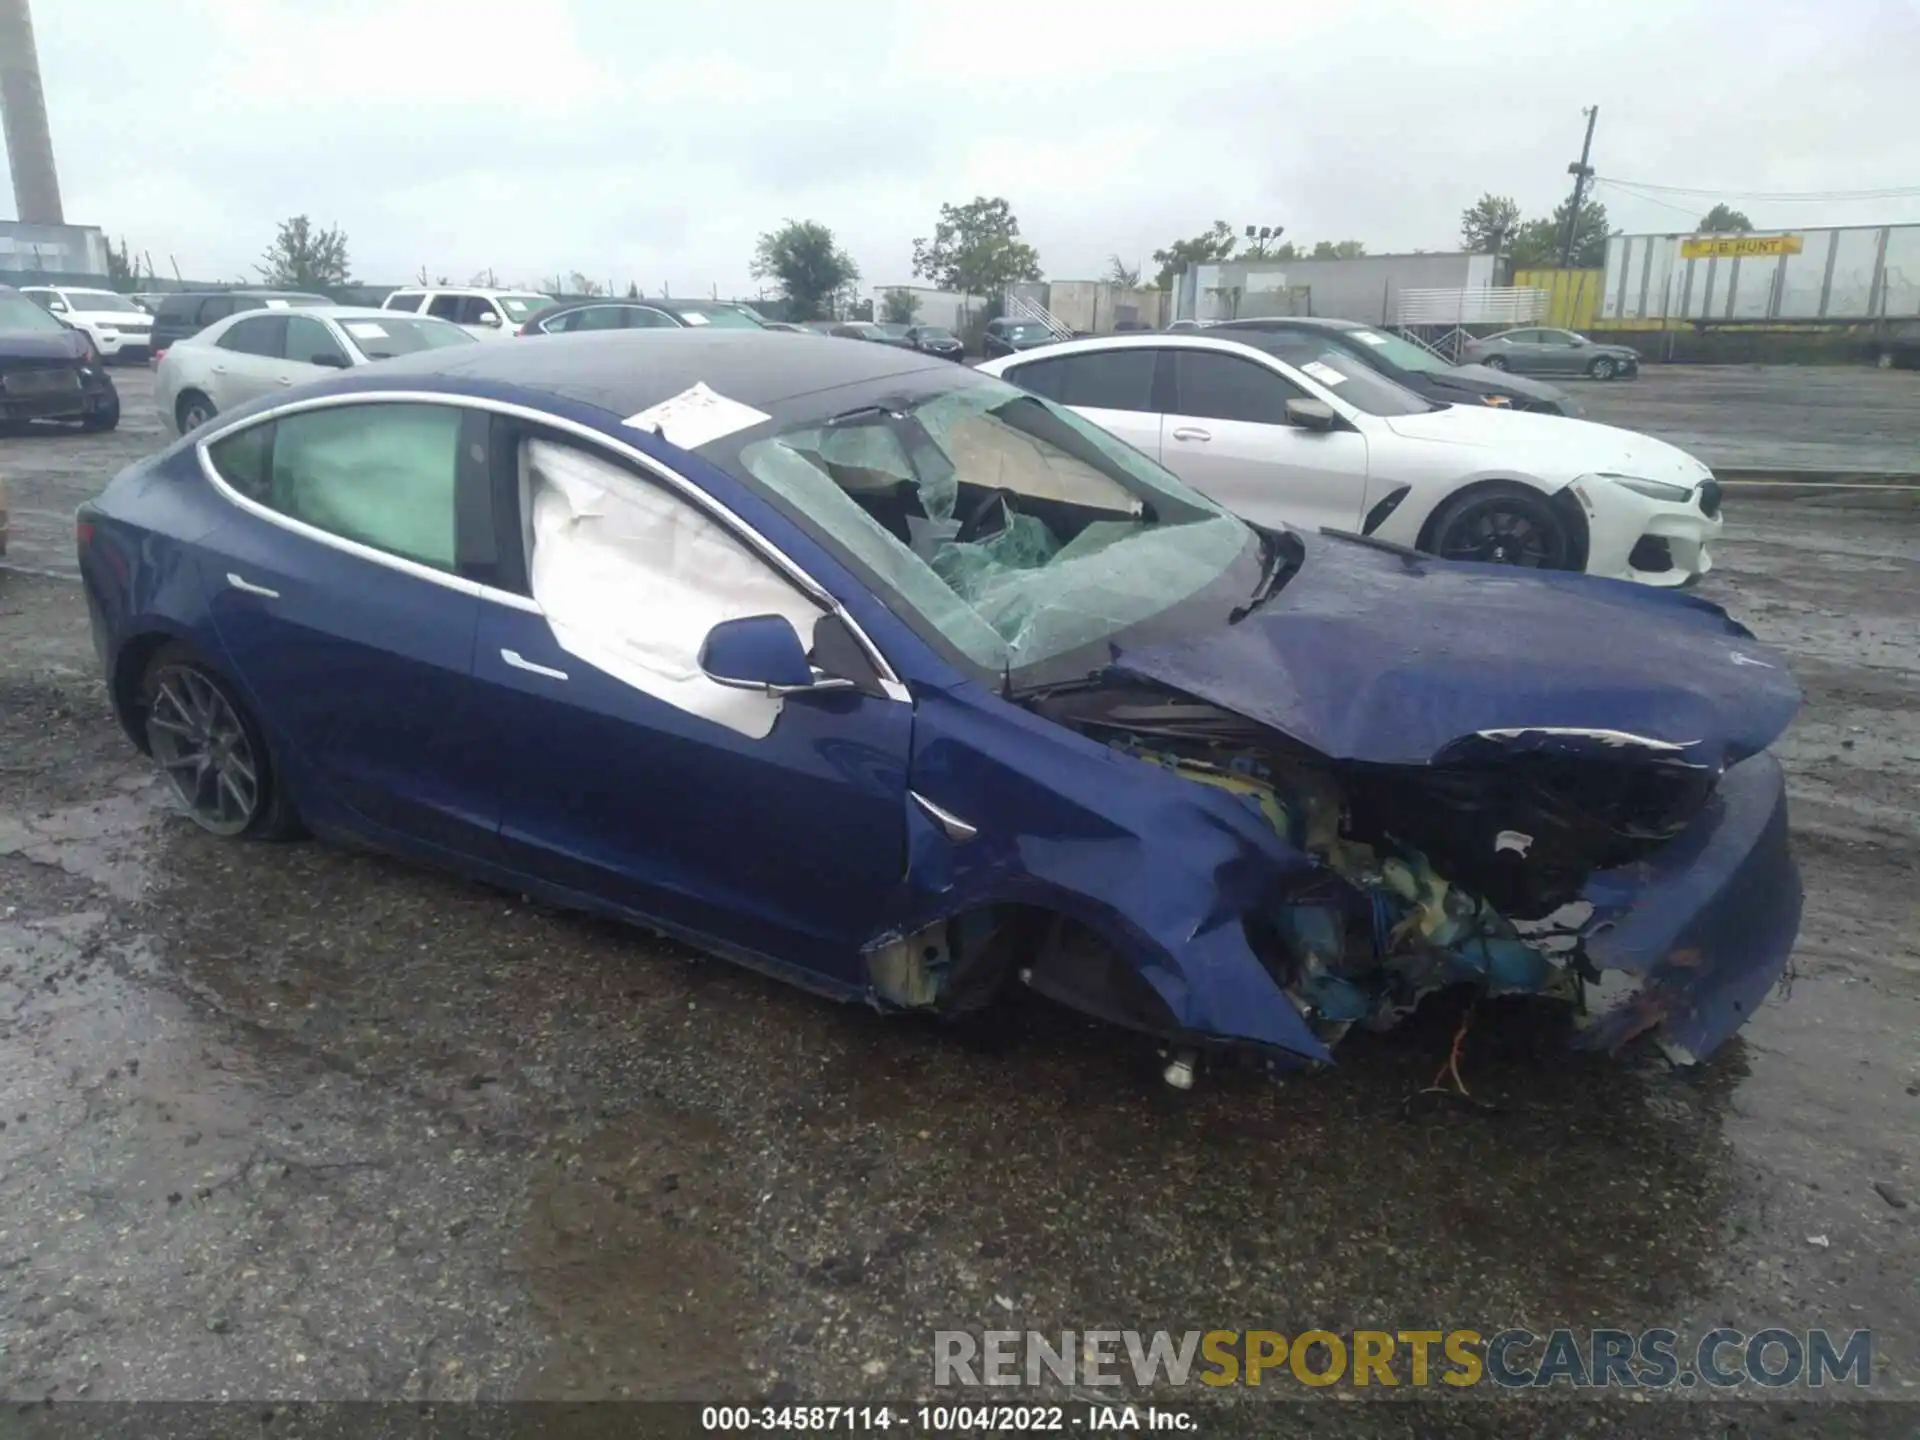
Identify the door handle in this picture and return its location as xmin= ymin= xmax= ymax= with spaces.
xmin=212 ymin=364 xmax=228 ymax=375
xmin=1171 ymin=426 xmax=1212 ymax=442
xmin=277 ymin=376 xmax=293 ymax=386
xmin=226 ymin=572 xmax=279 ymax=598
xmin=501 ymin=648 xmax=568 ymax=681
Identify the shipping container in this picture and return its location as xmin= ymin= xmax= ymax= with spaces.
xmin=1599 ymin=225 xmax=1920 ymax=329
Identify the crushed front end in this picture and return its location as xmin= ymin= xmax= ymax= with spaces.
xmin=1027 ymin=682 xmax=1801 ymax=1065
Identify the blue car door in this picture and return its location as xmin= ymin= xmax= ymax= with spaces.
xmin=197 ymin=400 xmax=505 ymax=857
xmin=467 ymin=429 xmax=913 ymax=986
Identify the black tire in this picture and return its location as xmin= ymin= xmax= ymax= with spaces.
xmin=140 ymin=642 xmax=302 ymax=840
xmin=81 ymin=401 xmax=120 ymax=433
xmin=176 ymin=390 xmax=216 ymax=433
xmin=1482 ymin=354 xmax=1509 ymax=371
xmin=1428 ymin=481 xmax=1575 ymax=570
xmin=1587 ymin=355 xmax=1617 ymax=380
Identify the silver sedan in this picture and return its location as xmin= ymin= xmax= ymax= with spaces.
xmin=155 ymin=305 xmax=476 ymax=434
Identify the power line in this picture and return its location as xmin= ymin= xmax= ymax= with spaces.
xmin=1592 ymin=181 xmax=1703 ymax=219
xmin=1596 ymin=176 xmax=1920 ymax=202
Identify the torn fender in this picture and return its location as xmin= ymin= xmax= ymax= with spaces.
xmin=1114 ymin=531 xmax=1801 ymax=768
xmin=1575 ymin=751 xmax=1801 ymax=1061
xmin=888 ymin=684 xmax=1334 ymax=1064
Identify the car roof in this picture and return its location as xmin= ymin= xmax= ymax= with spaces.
xmin=338 ymin=328 xmax=951 ymax=415
xmin=286 ymin=305 xmax=459 ymax=322
xmin=392 ymin=286 xmax=549 ymax=298
xmin=1215 ymin=316 xmax=1364 ymax=333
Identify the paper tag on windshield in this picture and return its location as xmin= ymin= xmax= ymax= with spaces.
xmin=1301 ymin=360 xmax=1347 ymax=386
xmin=622 ymin=382 xmax=770 ymax=450
xmin=679 ymin=311 xmax=710 ymax=326
xmin=264 ymin=299 xmax=289 ymax=308
xmin=344 ymin=322 xmax=389 ymax=340
xmin=1352 ymin=331 xmax=1388 ymax=345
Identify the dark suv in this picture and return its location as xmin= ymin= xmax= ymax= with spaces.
xmin=149 ymin=289 xmax=330 ymax=362
xmin=0 ymin=284 xmax=120 ymax=435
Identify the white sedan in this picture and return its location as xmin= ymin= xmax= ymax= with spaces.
xmin=978 ymin=332 xmax=1721 ymax=586
xmin=155 ymin=306 xmax=476 ymax=434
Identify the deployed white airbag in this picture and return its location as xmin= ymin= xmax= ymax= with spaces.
xmin=524 ymin=438 xmax=825 ymax=740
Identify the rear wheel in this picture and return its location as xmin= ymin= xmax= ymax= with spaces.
xmin=141 ymin=644 xmax=299 ymax=839
xmin=1482 ymin=354 xmax=1509 ymax=371
xmin=81 ymin=398 xmax=120 ymax=433
xmin=1587 ymin=355 xmax=1618 ymax=380
xmin=176 ymin=390 xmax=216 ymax=433
xmin=1429 ymin=482 xmax=1575 ymax=570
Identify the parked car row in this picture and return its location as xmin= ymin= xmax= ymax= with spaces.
xmin=75 ymin=326 xmax=1800 ymax=1085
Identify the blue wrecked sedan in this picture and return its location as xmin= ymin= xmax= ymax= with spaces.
xmin=76 ymin=330 xmax=1803 ymax=1075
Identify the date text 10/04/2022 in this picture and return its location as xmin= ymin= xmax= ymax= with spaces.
xmin=700 ymin=1406 xmax=1194 ymax=1432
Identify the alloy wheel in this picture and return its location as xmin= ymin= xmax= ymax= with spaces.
xmin=146 ymin=665 xmax=260 ymax=836
xmin=181 ymin=399 xmax=214 ymax=431
xmin=1435 ymin=499 xmax=1567 ymax=568
xmin=1589 ymin=356 xmax=1616 ymax=380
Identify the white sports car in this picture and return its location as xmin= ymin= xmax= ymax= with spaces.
xmin=978 ymin=332 xmax=1721 ymax=586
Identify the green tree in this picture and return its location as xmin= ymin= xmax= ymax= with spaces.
xmin=751 ymin=219 xmax=860 ymax=322
xmin=911 ymin=196 xmax=1042 ymax=297
xmin=1105 ymin=255 xmax=1141 ymax=289
xmin=1698 ymin=203 xmax=1754 ymax=233
xmin=1459 ymin=193 xmax=1523 ymax=254
xmin=881 ymin=287 xmax=921 ymax=324
xmin=1150 ymin=220 xmax=1236 ymax=291
xmin=567 ymin=271 xmax=604 ymax=296
xmin=105 ymin=236 xmax=145 ymax=288
xmin=1242 ymin=230 xmax=1294 ymax=261
xmin=257 ymin=215 xmax=350 ymax=288
xmin=626 ymin=280 xmax=640 ymax=299
xmin=1310 ymin=239 xmax=1367 ymax=259
xmin=1508 ymin=197 xmax=1610 ymax=268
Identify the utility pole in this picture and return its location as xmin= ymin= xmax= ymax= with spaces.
xmin=1558 ymin=105 xmax=1598 ymax=269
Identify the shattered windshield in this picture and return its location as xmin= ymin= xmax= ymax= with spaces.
xmin=723 ymin=371 xmax=1260 ymax=680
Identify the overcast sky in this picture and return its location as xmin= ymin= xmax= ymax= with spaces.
xmin=11 ymin=0 xmax=1920 ymax=295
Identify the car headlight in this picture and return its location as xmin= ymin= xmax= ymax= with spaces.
xmin=1595 ymin=472 xmax=1694 ymax=503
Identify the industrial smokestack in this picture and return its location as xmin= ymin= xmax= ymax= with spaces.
xmin=0 ymin=0 xmax=64 ymax=225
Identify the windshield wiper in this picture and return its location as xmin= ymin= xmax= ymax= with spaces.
xmin=1230 ymin=529 xmax=1295 ymax=622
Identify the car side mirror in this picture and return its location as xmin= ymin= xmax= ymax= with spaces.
xmin=475 ymin=310 xmax=501 ymax=326
xmin=1286 ymin=398 xmax=1339 ymax=431
xmin=311 ymin=352 xmax=350 ymax=369
xmin=699 ymin=614 xmax=855 ymax=696
xmin=1568 ymin=335 xmax=1586 ymax=346
xmin=48 ymin=301 xmax=67 ymax=313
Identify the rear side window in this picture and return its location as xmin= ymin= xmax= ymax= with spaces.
xmin=285 ymin=315 xmax=349 ymax=366
xmin=383 ymin=292 xmax=424 ymax=313
xmin=1009 ymin=351 xmax=1156 ymax=412
xmin=217 ymin=314 xmax=287 ymax=357
xmin=1171 ymin=351 xmax=1305 ymax=425
xmin=196 ymin=296 xmax=238 ymax=325
xmin=547 ymin=305 xmax=624 ymax=333
xmin=207 ymin=404 xmax=466 ymax=571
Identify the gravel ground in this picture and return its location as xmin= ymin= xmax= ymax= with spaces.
xmin=1 ymin=368 xmax=1916 ymax=1431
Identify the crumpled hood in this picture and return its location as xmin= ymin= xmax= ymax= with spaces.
xmin=1380 ymin=406 xmax=1712 ymax=488
xmin=0 ymin=327 xmax=89 ymax=362
xmin=1114 ymin=532 xmax=1800 ymax=769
